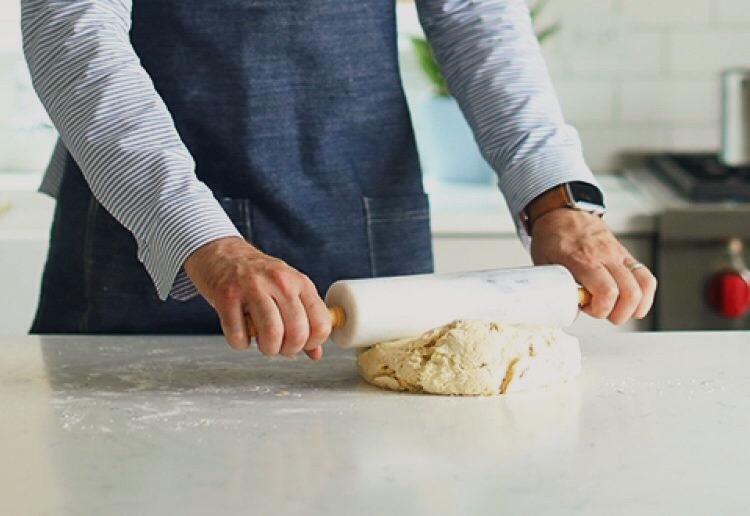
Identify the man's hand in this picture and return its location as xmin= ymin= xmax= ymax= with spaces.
xmin=183 ymin=237 xmax=331 ymax=359
xmin=529 ymin=209 xmax=657 ymax=325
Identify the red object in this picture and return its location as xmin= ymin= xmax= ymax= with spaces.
xmin=705 ymin=270 xmax=750 ymax=319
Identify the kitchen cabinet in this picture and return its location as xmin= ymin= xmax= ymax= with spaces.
xmin=2 ymin=332 xmax=748 ymax=515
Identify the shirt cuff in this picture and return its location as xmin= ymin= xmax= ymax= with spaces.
xmin=136 ymin=182 xmax=242 ymax=301
xmin=496 ymin=146 xmax=602 ymax=246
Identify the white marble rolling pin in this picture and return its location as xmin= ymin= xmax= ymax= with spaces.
xmin=323 ymin=265 xmax=590 ymax=349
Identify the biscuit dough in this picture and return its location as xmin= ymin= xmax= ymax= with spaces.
xmin=356 ymin=320 xmax=581 ymax=396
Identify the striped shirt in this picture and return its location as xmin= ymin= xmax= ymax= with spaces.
xmin=21 ymin=0 xmax=598 ymax=301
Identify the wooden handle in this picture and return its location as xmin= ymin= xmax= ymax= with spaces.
xmin=577 ymin=287 xmax=592 ymax=307
xmin=246 ymin=306 xmax=346 ymax=338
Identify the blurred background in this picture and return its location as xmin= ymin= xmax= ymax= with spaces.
xmin=397 ymin=0 xmax=750 ymax=172
xmin=1 ymin=1 xmax=743 ymax=175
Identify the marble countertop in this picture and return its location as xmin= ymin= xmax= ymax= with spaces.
xmin=2 ymin=332 xmax=749 ymax=515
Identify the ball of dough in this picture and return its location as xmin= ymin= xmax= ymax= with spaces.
xmin=356 ymin=320 xmax=581 ymax=396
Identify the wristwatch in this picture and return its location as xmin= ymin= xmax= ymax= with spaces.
xmin=521 ymin=181 xmax=606 ymax=234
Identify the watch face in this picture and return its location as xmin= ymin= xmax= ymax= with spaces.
xmin=568 ymin=181 xmax=605 ymax=208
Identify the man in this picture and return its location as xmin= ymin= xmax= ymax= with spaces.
xmin=22 ymin=0 xmax=656 ymax=360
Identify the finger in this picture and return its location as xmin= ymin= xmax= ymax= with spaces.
xmin=632 ymin=267 xmax=658 ymax=319
xmin=606 ymin=262 xmax=643 ymax=325
xmin=304 ymin=346 xmax=324 ymax=361
xmin=212 ymin=286 xmax=249 ymax=350
xmin=299 ymin=281 xmax=332 ymax=351
xmin=217 ymin=299 xmax=250 ymax=350
xmin=273 ymin=294 xmax=310 ymax=358
xmin=246 ymin=294 xmax=284 ymax=357
xmin=567 ymin=262 xmax=619 ymax=319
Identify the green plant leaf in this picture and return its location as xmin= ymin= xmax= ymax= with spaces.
xmin=410 ymin=0 xmax=561 ymax=98
xmin=529 ymin=0 xmax=552 ymax=20
xmin=410 ymin=36 xmax=450 ymax=97
xmin=536 ymin=22 xmax=561 ymax=43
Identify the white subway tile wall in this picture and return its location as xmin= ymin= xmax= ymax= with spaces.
xmin=398 ymin=0 xmax=750 ymax=171
xmin=620 ymin=80 xmax=718 ymax=123
xmin=668 ymin=31 xmax=750 ymax=72
xmin=716 ymin=0 xmax=750 ymax=24
xmin=621 ymin=0 xmax=714 ymax=25
xmin=0 ymin=2 xmax=20 ymax=53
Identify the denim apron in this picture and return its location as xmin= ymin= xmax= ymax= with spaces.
xmin=32 ymin=0 xmax=433 ymax=334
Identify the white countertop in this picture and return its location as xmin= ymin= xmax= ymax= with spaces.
xmin=2 ymin=332 xmax=749 ymax=515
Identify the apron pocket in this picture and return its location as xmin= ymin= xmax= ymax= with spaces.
xmin=363 ymin=194 xmax=434 ymax=277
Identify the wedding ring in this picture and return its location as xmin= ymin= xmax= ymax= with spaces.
xmin=627 ymin=262 xmax=646 ymax=273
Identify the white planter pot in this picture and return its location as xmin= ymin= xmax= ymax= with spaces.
xmin=410 ymin=95 xmax=495 ymax=184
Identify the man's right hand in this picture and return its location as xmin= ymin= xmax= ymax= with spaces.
xmin=183 ymin=237 xmax=331 ymax=360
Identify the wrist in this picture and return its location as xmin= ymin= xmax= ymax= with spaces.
xmin=531 ymin=207 xmax=602 ymax=236
xmin=184 ymin=236 xmax=252 ymax=271
xmin=521 ymin=181 xmax=606 ymax=235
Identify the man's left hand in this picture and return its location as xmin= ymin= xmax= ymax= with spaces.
xmin=529 ymin=208 xmax=657 ymax=325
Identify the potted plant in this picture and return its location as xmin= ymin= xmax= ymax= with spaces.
xmin=409 ymin=0 xmax=561 ymax=184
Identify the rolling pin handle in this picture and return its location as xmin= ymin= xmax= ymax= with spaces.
xmin=577 ymin=287 xmax=592 ymax=307
xmin=328 ymin=305 xmax=346 ymax=329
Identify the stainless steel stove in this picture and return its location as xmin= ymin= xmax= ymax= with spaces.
xmin=650 ymin=153 xmax=750 ymax=202
xmin=649 ymin=152 xmax=750 ymax=330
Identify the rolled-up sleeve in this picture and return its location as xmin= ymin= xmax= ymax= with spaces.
xmin=21 ymin=0 xmax=241 ymax=300
xmin=416 ymin=0 xmax=600 ymax=237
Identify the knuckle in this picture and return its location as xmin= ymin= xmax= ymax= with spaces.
xmin=310 ymin=318 xmax=332 ymax=340
xmin=215 ymin=285 xmax=241 ymax=306
xmin=257 ymin=325 xmax=284 ymax=356
xmin=284 ymin=324 xmax=309 ymax=349
xmin=266 ymin=259 xmax=289 ymax=274
xmin=269 ymin=269 xmax=297 ymax=296
xmin=621 ymin=284 xmax=642 ymax=305
xmin=599 ymin=286 xmax=619 ymax=304
xmin=632 ymin=270 xmax=657 ymax=298
xmin=300 ymin=273 xmax=317 ymax=291
xmin=569 ymin=250 xmax=598 ymax=269
xmin=245 ymin=277 xmax=264 ymax=296
xmin=265 ymin=324 xmax=284 ymax=343
xmin=268 ymin=267 xmax=286 ymax=283
xmin=595 ymin=240 xmax=613 ymax=255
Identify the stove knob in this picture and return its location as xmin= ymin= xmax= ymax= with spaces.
xmin=705 ymin=270 xmax=750 ymax=319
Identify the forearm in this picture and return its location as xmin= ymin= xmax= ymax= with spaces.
xmin=415 ymin=0 xmax=599 ymax=233
xmin=21 ymin=0 xmax=240 ymax=300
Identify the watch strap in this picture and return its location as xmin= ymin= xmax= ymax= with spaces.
xmin=522 ymin=182 xmax=607 ymax=235
xmin=521 ymin=185 xmax=572 ymax=234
